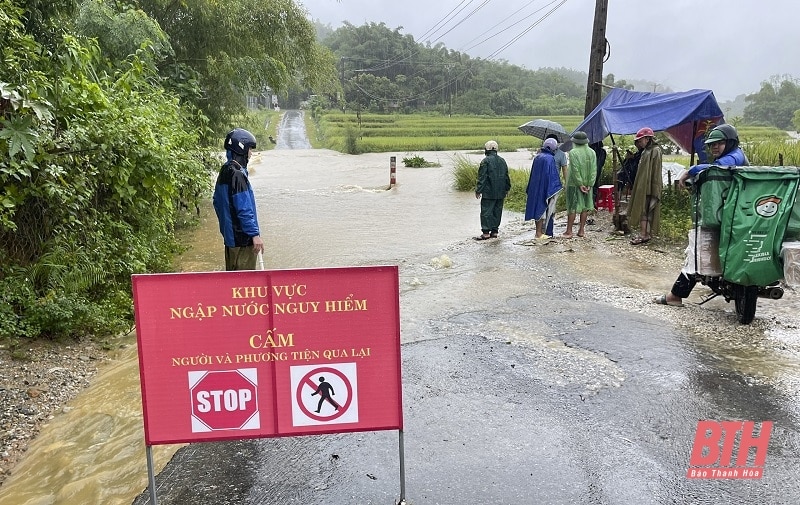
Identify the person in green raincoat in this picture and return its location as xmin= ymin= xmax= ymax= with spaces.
xmin=628 ymin=127 xmax=663 ymax=245
xmin=561 ymin=131 xmax=596 ymax=238
xmin=474 ymin=140 xmax=511 ymax=240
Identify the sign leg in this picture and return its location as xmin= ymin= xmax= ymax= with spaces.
xmin=397 ymin=429 xmax=407 ymax=504
xmin=146 ymin=444 xmax=159 ymax=505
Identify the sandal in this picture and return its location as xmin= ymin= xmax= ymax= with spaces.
xmin=653 ymin=294 xmax=683 ymax=307
xmin=630 ymin=236 xmax=650 ymax=245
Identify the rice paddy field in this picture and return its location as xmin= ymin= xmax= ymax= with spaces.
xmin=313 ymin=113 xmax=585 ymax=153
xmin=310 ymin=112 xmax=798 ymax=164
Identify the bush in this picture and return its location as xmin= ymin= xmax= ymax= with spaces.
xmin=402 ymin=154 xmax=439 ymax=168
xmin=344 ymin=125 xmax=360 ymax=154
xmin=658 ymin=186 xmax=694 ymax=241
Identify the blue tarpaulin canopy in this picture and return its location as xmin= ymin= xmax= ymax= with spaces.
xmin=573 ymin=88 xmax=725 ymax=162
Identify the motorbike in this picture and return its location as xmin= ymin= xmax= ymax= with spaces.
xmin=687 ymin=165 xmax=800 ymax=324
xmin=693 ymin=275 xmax=783 ymax=325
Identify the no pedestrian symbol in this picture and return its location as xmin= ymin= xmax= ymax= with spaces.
xmin=290 ymin=363 xmax=359 ymax=427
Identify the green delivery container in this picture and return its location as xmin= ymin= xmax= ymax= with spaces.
xmin=717 ymin=166 xmax=800 ymax=286
xmin=696 ymin=167 xmax=733 ymax=229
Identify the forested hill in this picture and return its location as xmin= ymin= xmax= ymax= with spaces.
xmin=316 ymin=21 xmax=590 ymax=116
xmin=314 ymin=22 xmax=800 ymax=130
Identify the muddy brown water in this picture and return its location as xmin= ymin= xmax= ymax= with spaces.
xmin=1 ymin=142 xmax=799 ymax=504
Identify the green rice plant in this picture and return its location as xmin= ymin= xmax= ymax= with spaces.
xmin=745 ymin=139 xmax=800 ymax=166
xmin=451 ymin=154 xmax=530 ymax=213
xmin=316 ymin=112 xmax=586 ymax=153
xmin=452 ymin=154 xmax=478 ymax=191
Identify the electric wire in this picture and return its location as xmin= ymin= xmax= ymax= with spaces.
xmin=346 ymin=0 xmax=570 ymax=104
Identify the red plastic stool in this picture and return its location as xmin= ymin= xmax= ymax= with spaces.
xmin=596 ymin=185 xmax=615 ymax=212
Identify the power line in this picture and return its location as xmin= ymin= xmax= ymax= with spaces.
xmin=353 ymin=0 xmax=476 ymax=74
xmin=345 ymin=0 xmax=571 ymax=105
xmin=425 ymin=0 xmax=493 ymax=46
xmin=417 ymin=0 xmax=474 ymax=43
xmin=486 ymin=0 xmax=568 ymax=59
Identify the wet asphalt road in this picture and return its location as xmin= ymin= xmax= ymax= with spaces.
xmin=132 ymin=112 xmax=800 ymax=504
xmin=133 ymin=281 xmax=800 ymax=504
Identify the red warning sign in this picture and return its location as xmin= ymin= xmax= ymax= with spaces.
xmin=133 ymin=266 xmax=402 ymax=445
xmin=189 ymin=369 xmax=259 ymax=432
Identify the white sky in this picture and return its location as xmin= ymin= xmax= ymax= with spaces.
xmin=300 ymin=0 xmax=800 ymax=101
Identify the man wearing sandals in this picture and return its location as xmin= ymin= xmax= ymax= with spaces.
xmin=655 ymin=124 xmax=748 ymax=307
xmin=628 ymin=127 xmax=663 ymax=245
xmin=475 ymin=140 xmax=511 ymax=240
xmin=561 ymin=131 xmax=596 ymax=239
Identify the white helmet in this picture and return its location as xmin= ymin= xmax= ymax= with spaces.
xmin=485 ymin=140 xmax=498 ymax=151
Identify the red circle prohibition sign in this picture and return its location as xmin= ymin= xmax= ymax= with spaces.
xmin=296 ymin=367 xmax=353 ymax=422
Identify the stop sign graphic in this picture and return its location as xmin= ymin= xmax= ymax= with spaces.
xmin=189 ymin=369 xmax=260 ymax=432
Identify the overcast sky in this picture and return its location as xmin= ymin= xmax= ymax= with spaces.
xmin=300 ymin=0 xmax=799 ymax=101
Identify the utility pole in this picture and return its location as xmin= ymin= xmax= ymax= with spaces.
xmin=584 ymin=0 xmax=609 ymax=117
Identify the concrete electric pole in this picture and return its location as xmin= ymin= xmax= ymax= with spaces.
xmin=584 ymin=0 xmax=609 ymax=117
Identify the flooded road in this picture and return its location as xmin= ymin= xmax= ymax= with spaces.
xmin=2 ymin=111 xmax=800 ymax=504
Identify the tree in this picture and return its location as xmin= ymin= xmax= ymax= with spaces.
xmin=74 ymin=0 xmax=171 ymax=70
xmin=744 ymin=76 xmax=800 ymax=129
xmin=132 ymin=0 xmax=340 ymax=133
xmin=1 ymin=1 xmax=209 ymax=340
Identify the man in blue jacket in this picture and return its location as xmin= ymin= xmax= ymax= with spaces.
xmin=677 ymin=124 xmax=748 ymax=186
xmin=213 ymin=128 xmax=264 ymax=270
xmin=655 ymin=124 xmax=748 ymax=306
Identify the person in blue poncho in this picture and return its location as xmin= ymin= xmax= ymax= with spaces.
xmin=525 ymin=138 xmax=563 ymax=239
xmin=213 ymin=128 xmax=264 ymax=270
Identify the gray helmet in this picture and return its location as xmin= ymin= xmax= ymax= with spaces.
xmin=705 ymin=123 xmax=740 ymax=157
xmin=224 ymin=128 xmax=257 ymax=156
xmin=709 ymin=123 xmax=739 ymax=140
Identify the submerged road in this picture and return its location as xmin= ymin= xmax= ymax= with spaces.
xmin=133 ymin=112 xmax=800 ymax=504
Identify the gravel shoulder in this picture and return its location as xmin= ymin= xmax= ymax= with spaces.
xmin=0 ymin=339 xmax=109 ymax=482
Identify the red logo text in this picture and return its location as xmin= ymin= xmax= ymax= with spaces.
xmin=687 ymin=420 xmax=772 ymax=479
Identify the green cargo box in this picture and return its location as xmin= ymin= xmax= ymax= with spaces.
xmin=712 ymin=166 xmax=800 ymax=286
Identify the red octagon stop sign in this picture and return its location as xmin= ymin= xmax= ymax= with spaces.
xmin=191 ymin=369 xmax=259 ymax=431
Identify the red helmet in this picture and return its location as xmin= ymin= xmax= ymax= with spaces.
xmin=635 ymin=127 xmax=654 ymax=140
